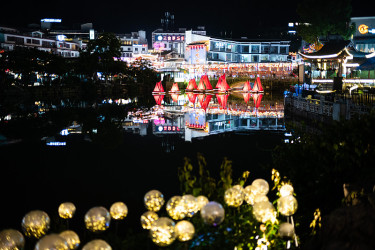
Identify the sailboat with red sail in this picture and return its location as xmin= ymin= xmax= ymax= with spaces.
xmin=243 ymin=80 xmax=252 ymax=92
xmin=215 ymin=74 xmax=230 ymax=92
xmin=253 ymin=93 xmax=263 ymax=108
xmin=186 ymin=79 xmax=198 ymax=92
xmin=197 ymin=75 xmax=213 ymax=92
xmin=152 ymin=81 xmax=165 ymax=94
xmin=252 ymin=77 xmax=264 ymax=92
xmin=169 ymin=82 xmax=181 ymax=93
xmin=153 ymin=94 xmax=164 ymax=105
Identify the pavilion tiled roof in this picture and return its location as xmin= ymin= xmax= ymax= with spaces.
xmin=299 ymin=40 xmax=351 ymax=59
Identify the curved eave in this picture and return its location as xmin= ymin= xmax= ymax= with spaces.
xmin=299 ymin=48 xmax=353 ymax=61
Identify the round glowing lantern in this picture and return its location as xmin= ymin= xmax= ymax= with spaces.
xmin=252 ymin=201 xmax=276 ymax=224
xmin=84 ymin=206 xmax=111 ymax=233
xmin=110 ymin=202 xmax=128 ymax=220
xmin=175 ymin=220 xmax=195 ymax=242
xmin=279 ymin=222 xmax=295 ymax=238
xmin=280 ymin=184 xmax=294 ymax=197
xmin=82 ymin=239 xmax=111 ymax=250
xmin=200 ymin=201 xmax=225 ymax=226
xmin=149 ymin=217 xmax=176 ymax=247
xmin=21 ymin=210 xmax=50 ymax=239
xmin=59 ymin=230 xmax=80 ymax=250
xmin=277 ymin=195 xmax=298 ymax=216
xmin=243 ymin=185 xmax=256 ymax=205
xmin=0 ymin=229 xmax=25 ymax=249
xmin=196 ymin=195 xmax=209 ymax=210
xmin=35 ymin=234 xmax=69 ymax=250
xmin=144 ymin=190 xmax=165 ymax=212
xmin=254 ymin=194 xmax=269 ymax=204
xmin=166 ymin=196 xmax=186 ymax=220
xmin=181 ymin=194 xmax=199 ymax=217
xmin=252 ymin=179 xmax=269 ymax=196
xmin=58 ymin=202 xmax=76 ymax=219
xmin=224 ymin=186 xmax=244 ymax=207
xmin=140 ymin=211 xmax=159 ymax=230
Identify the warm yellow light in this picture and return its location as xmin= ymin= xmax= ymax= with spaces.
xmin=181 ymin=194 xmax=199 ymax=217
xmin=21 ymin=210 xmax=50 ymax=239
xmin=140 ymin=211 xmax=159 ymax=230
xmin=34 ymin=234 xmax=69 ymax=250
xmin=84 ymin=207 xmax=111 ymax=232
xmin=166 ymin=196 xmax=186 ymax=220
xmin=0 ymin=229 xmax=25 ymax=249
xmin=82 ymin=239 xmax=111 ymax=250
xmin=280 ymin=184 xmax=294 ymax=197
xmin=149 ymin=217 xmax=176 ymax=247
xmin=59 ymin=230 xmax=80 ymax=250
xmin=224 ymin=186 xmax=244 ymax=207
xmin=175 ymin=220 xmax=195 ymax=242
xmin=252 ymin=179 xmax=269 ymax=196
xmin=110 ymin=202 xmax=128 ymax=220
xmin=144 ymin=190 xmax=165 ymax=212
xmin=244 ymin=185 xmax=256 ymax=205
xmin=196 ymin=196 xmax=209 ymax=210
xmin=252 ymin=201 xmax=277 ymax=224
xmin=58 ymin=202 xmax=76 ymax=219
xmin=277 ymin=195 xmax=298 ymax=216
xmin=279 ymin=222 xmax=295 ymax=238
xmin=358 ymin=24 xmax=369 ymax=34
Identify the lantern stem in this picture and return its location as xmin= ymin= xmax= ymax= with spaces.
xmin=290 ymin=216 xmax=298 ymax=247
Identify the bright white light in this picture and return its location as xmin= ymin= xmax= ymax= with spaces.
xmin=60 ymin=129 xmax=69 ymax=136
xmin=41 ymin=18 xmax=62 ymax=23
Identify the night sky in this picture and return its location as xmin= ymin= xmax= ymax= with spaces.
xmin=0 ymin=1 xmax=373 ymax=39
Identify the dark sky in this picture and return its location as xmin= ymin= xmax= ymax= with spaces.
xmin=0 ymin=0 xmax=372 ymax=39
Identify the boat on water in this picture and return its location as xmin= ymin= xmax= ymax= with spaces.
xmin=152 ymin=81 xmax=166 ymax=95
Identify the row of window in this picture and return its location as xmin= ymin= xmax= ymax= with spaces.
xmin=210 ymin=41 xmax=288 ymax=54
xmin=6 ymin=35 xmax=79 ymax=50
xmin=207 ymin=52 xmax=288 ymax=63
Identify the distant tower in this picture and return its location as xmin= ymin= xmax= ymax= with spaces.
xmin=161 ymin=12 xmax=174 ymax=31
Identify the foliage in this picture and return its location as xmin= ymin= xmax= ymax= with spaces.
xmin=178 ymin=153 xmax=297 ymax=249
xmin=296 ymin=0 xmax=355 ymax=44
xmin=271 ymin=110 xmax=375 ymax=243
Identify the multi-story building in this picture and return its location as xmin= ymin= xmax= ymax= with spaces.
xmin=117 ymin=30 xmax=148 ymax=61
xmin=185 ymin=30 xmax=290 ymax=64
xmin=351 ymin=16 xmax=375 ymax=53
xmin=0 ymin=26 xmax=81 ymax=57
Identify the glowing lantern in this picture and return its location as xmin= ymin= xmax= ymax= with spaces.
xmin=280 ymin=184 xmax=294 ymax=197
xmin=110 ymin=202 xmax=128 ymax=220
xmin=35 ymin=234 xmax=69 ymax=250
xmin=181 ymin=194 xmax=199 ymax=217
xmin=200 ymin=201 xmax=225 ymax=226
xmin=149 ymin=217 xmax=176 ymax=247
xmin=224 ymin=186 xmax=244 ymax=207
xmin=82 ymin=239 xmax=111 ymax=250
xmin=252 ymin=179 xmax=269 ymax=196
xmin=59 ymin=230 xmax=80 ymax=250
xmin=84 ymin=206 xmax=111 ymax=232
xmin=277 ymin=195 xmax=298 ymax=216
xmin=254 ymin=194 xmax=269 ymax=204
xmin=166 ymin=196 xmax=186 ymax=220
xmin=0 ymin=229 xmax=25 ymax=249
xmin=196 ymin=195 xmax=209 ymax=210
xmin=58 ymin=202 xmax=76 ymax=219
xmin=279 ymin=222 xmax=295 ymax=238
xmin=21 ymin=210 xmax=50 ymax=239
xmin=144 ymin=190 xmax=165 ymax=212
xmin=175 ymin=220 xmax=195 ymax=242
xmin=252 ymin=201 xmax=277 ymax=224
xmin=140 ymin=211 xmax=159 ymax=229
xmin=243 ymin=185 xmax=256 ymax=205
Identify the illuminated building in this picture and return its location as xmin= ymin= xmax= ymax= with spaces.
xmin=351 ymin=16 xmax=375 ymax=53
xmin=117 ymin=30 xmax=148 ymax=60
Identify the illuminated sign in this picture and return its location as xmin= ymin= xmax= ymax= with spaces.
xmin=154 ymin=35 xmax=184 ymax=42
xmin=90 ymin=29 xmax=95 ymax=40
xmin=358 ymin=24 xmax=369 ymax=34
xmin=41 ymin=18 xmax=62 ymax=23
xmin=156 ymin=125 xmax=180 ymax=132
xmin=56 ymin=35 xmax=66 ymax=41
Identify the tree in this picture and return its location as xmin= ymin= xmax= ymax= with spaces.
xmin=84 ymin=32 xmax=124 ymax=83
xmin=296 ymin=0 xmax=355 ymax=45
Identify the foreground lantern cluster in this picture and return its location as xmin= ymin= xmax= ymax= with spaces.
xmin=140 ymin=189 xmax=223 ymax=247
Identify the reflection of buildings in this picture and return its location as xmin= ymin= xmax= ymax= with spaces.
xmin=125 ymin=92 xmax=284 ymax=142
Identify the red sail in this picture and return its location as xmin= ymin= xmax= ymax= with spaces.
xmin=187 ymin=79 xmax=198 ymax=91
xmin=202 ymin=75 xmax=213 ymax=90
xmin=216 ymin=77 xmax=222 ymax=90
xmin=243 ymin=92 xmax=251 ymax=103
xmin=153 ymin=81 xmax=164 ymax=93
xmin=253 ymin=93 xmax=263 ymax=108
xmin=201 ymin=94 xmax=212 ymax=111
xmin=216 ymin=94 xmax=229 ymax=109
xmin=187 ymin=92 xmax=197 ymax=103
xmin=243 ymin=80 xmax=252 ymax=92
xmin=171 ymin=93 xmax=179 ymax=103
xmin=197 ymin=77 xmax=206 ymax=91
xmin=153 ymin=94 xmax=164 ymax=105
xmin=252 ymin=77 xmax=264 ymax=92
xmin=170 ymin=82 xmax=179 ymax=92
xmin=217 ymin=74 xmax=230 ymax=92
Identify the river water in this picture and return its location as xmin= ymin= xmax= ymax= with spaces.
xmin=0 ymin=87 xmax=288 ymax=246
